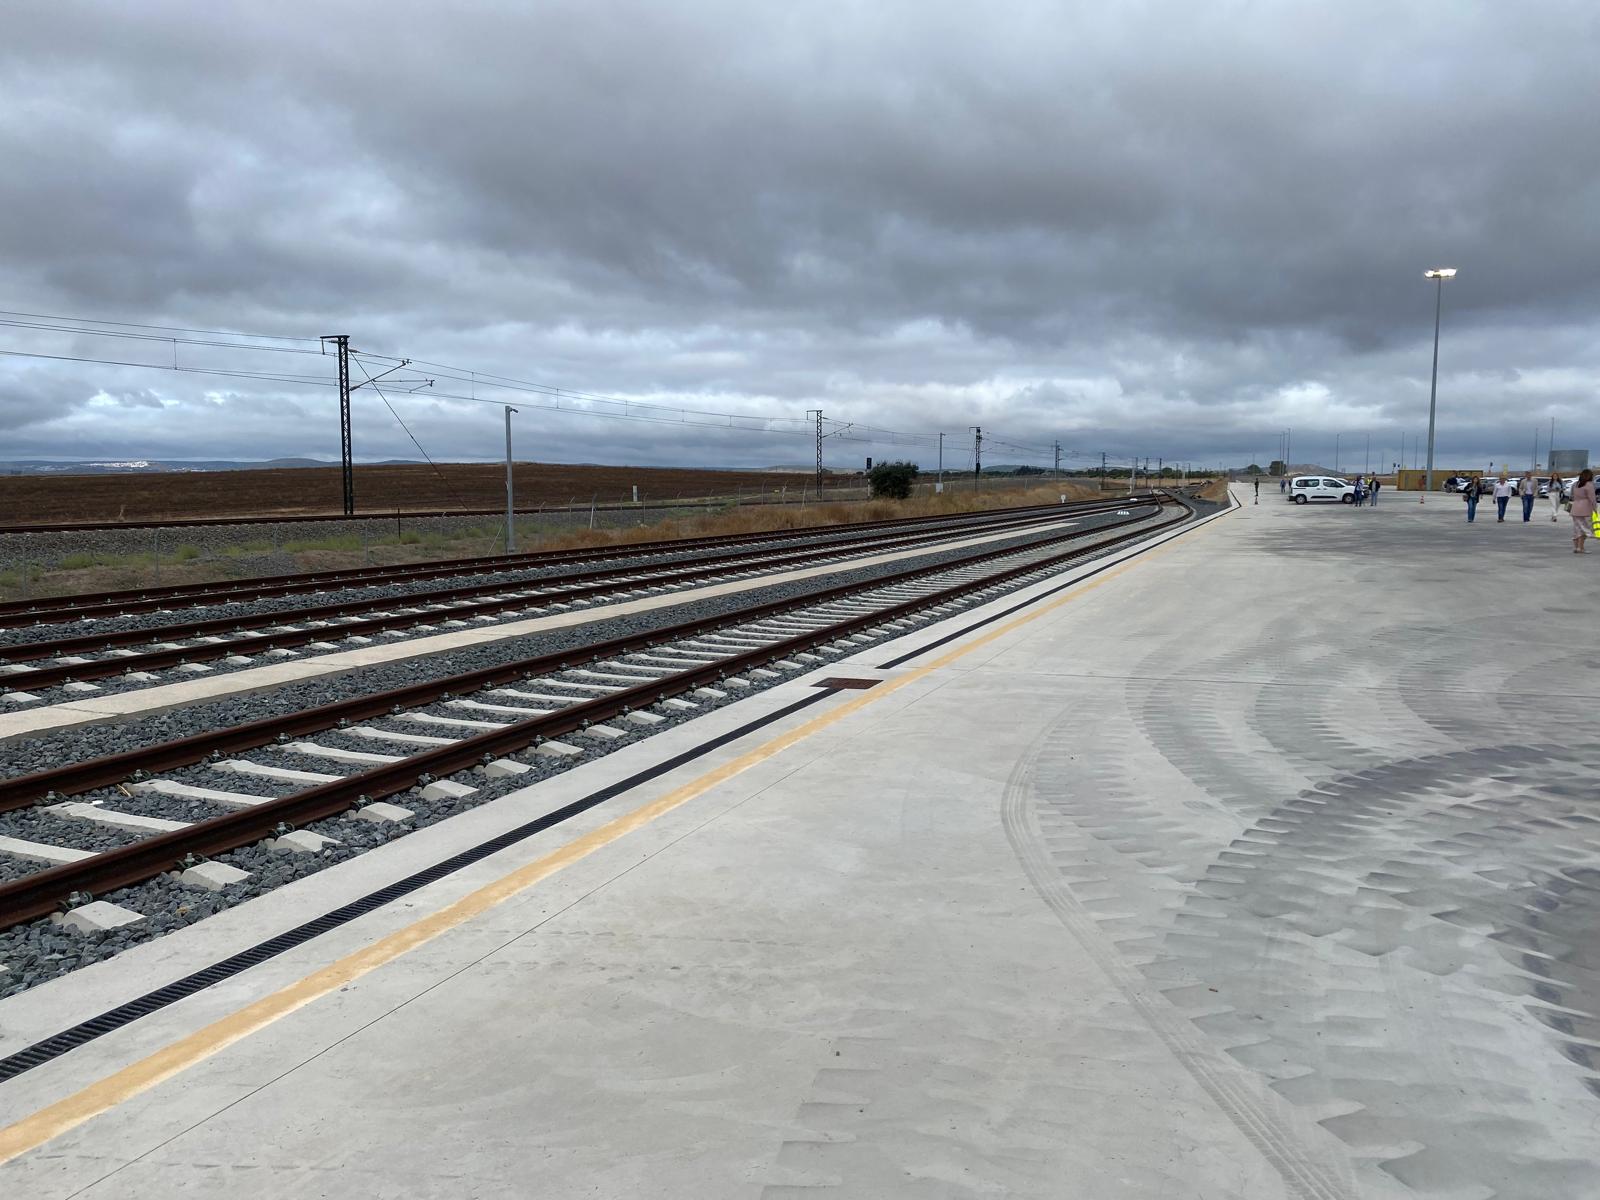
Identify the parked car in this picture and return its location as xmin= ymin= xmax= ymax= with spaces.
xmin=1288 ymin=475 xmax=1356 ymax=504
xmin=1443 ymin=476 xmax=1475 ymax=493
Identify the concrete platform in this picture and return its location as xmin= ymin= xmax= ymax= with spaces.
xmin=3 ymin=491 xmax=1597 ymax=1197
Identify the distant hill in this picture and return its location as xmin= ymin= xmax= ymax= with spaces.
xmin=0 ymin=458 xmax=421 ymax=476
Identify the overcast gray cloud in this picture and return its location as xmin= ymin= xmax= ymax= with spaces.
xmin=1 ymin=0 xmax=1597 ymax=475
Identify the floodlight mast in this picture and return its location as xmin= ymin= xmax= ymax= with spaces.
xmin=1421 ymin=267 xmax=1458 ymax=499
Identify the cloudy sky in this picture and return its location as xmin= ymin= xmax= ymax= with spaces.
xmin=2 ymin=1 xmax=1597 ymax=474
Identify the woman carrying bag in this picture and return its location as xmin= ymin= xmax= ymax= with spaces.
xmin=1570 ymin=469 xmax=1596 ymax=554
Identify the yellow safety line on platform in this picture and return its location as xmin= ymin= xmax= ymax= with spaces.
xmin=0 ymin=510 xmax=1224 ymax=1168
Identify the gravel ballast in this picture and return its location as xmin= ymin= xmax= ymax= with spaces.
xmin=0 ymin=504 xmax=1189 ymax=997
xmin=0 ymin=508 xmax=1054 ymax=647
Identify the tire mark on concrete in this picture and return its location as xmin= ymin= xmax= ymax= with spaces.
xmin=1003 ymin=732 xmax=1360 ymax=1200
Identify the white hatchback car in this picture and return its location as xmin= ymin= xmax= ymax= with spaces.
xmin=1288 ymin=475 xmax=1356 ymax=504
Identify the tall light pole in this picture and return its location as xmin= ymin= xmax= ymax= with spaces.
xmin=1422 ymin=267 xmax=1458 ymax=498
xmin=1335 ymin=432 xmax=1341 ymax=474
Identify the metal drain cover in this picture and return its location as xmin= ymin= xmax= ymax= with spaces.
xmin=815 ymin=677 xmax=881 ymax=690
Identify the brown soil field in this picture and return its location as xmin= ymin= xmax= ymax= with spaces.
xmin=0 ymin=461 xmax=824 ymax=526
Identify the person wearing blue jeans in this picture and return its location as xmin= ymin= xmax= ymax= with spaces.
xmin=1519 ymin=472 xmax=1537 ymax=522
xmin=1465 ymin=484 xmax=1479 ymax=522
xmin=1492 ymin=473 xmax=1513 ymax=522
xmin=1369 ymin=479 xmax=1380 ymax=506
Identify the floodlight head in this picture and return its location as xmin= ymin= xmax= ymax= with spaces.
xmin=1423 ymin=268 xmax=1458 ymax=279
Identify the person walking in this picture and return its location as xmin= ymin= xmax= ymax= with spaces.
xmin=1253 ymin=476 xmax=1260 ymax=504
xmin=1369 ymin=477 xmax=1381 ymax=506
xmin=1519 ymin=470 xmax=1538 ymax=523
xmin=1549 ymin=472 xmax=1564 ymax=522
xmin=1351 ymin=475 xmax=1364 ymax=508
xmin=1492 ymin=472 xmax=1513 ymax=522
xmin=1464 ymin=478 xmax=1479 ymax=523
xmin=1280 ymin=476 xmax=1287 ymax=494
xmin=1571 ymin=469 xmax=1596 ymax=554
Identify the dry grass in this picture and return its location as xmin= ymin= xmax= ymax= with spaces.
xmin=1195 ymin=479 xmax=1230 ymax=503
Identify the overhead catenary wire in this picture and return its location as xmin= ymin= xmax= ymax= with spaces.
xmin=0 ymin=308 xmax=321 ymax=345
xmin=0 ymin=306 xmax=1183 ymax=469
xmin=351 ymin=357 xmax=474 ymax=510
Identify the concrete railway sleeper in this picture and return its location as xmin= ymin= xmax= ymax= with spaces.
xmin=0 ymin=494 xmax=1157 ymax=627
xmin=0 ymin=498 xmax=1184 ymax=931
xmin=0 ymin=503 xmax=1121 ymax=663
xmin=0 ymin=501 xmax=1149 ymax=697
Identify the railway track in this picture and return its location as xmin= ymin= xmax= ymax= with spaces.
xmin=0 ymin=498 xmax=1156 ymax=698
xmin=0 ymin=496 xmax=1183 ymax=932
xmin=0 ymin=495 xmax=1113 ymax=626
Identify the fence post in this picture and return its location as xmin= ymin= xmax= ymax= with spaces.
xmin=153 ymin=527 xmax=162 ymax=587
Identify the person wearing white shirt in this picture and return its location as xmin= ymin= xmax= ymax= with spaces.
xmin=1518 ymin=471 xmax=1538 ymax=522
xmin=1492 ymin=473 xmax=1514 ymax=522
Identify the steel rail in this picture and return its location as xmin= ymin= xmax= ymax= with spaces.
xmin=0 ymin=502 xmax=1132 ymax=663
xmin=0 ymin=499 xmax=1177 ymax=814
xmin=0 ymin=504 xmax=1156 ymax=690
xmin=0 ymin=499 xmax=1184 ymax=928
xmin=0 ymin=495 xmax=1153 ymax=625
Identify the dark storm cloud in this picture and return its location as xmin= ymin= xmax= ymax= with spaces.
xmin=1 ymin=0 xmax=1597 ymax=473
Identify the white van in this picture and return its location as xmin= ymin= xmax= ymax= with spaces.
xmin=1288 ymin=475 xmax=1356 ymax=504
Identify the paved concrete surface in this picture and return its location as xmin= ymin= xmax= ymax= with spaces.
xmin=3 ymin=491 xmax=1597 ymax=1198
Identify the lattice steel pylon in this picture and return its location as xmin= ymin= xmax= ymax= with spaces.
xmin=321 ymin=334 xmax=354 ymax=516
xmin=806 ymin=409 xmax=824 ymax=491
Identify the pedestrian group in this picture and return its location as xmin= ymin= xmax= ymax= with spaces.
xmin=1455 ymin=468 xmax=1598 ymax=554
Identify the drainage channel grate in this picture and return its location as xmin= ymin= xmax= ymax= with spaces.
xmin=815 ymin=677 xmax=881 ymax=690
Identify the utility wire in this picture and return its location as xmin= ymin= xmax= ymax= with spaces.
xmin=352 ymin=357 xmax=473 ymax=509
xmin=0 ymin=347 xmax=335 ymax=387
xmin=0 ymin=308 xmax=320 ymax=344
xmin=0 ymin=308 xmax=1179 ymax=466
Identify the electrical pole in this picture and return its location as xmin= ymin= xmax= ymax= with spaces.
xmin=970 ymin=426 xmax=983 ymax=493
xmin=504 ymin=406 xmax=517 ymax=554
xmin=937 ymin=431 xmax=944 ymax=494
xmin=1129 ymin=455 xmax=1136 ymax=495
xmin=1053 ymin=440 xmax=1061 ymax=479
xmin=806 ymin=409 xmax=824 ymax=493
xmin=1100 ymin=450 xmax=1106 ymax=491
xmin=321 ymin=334 xmax=354 ymax=516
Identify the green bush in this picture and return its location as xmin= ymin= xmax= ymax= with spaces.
xmin=868 ymin=461 xmax=921 ymax=500
xmin=58 ymin=552 xmax=98 ymax=570
xmin=174 ymin=544 xmax=202 ymax=562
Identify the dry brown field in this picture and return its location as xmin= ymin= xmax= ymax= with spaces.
xmin=0 ymin=461 xmax=821 ymax=526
